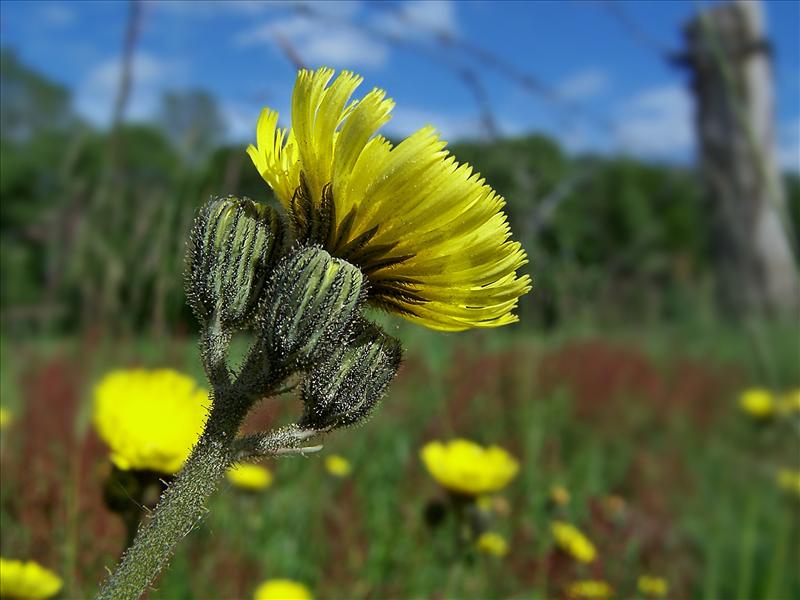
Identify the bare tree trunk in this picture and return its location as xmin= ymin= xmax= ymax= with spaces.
xmin=682 ymin=0 xmax=798 ymax=316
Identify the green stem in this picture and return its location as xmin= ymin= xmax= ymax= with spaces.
xmin=95 ymin=388 xmax=253 ymax=600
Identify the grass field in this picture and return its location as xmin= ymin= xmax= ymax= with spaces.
xmin=1 ymin=315 xmax=798 ymax=599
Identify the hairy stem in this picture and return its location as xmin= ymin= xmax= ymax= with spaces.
xmin=96 ymin=387 xmax=255 ymax=600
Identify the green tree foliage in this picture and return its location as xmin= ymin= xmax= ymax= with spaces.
xmin=0 ymin=48 xmax=77 ymax=141
xmin=157 ymin=89 xmax=226 ymax=165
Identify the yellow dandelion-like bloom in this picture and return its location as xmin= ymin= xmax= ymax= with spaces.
xmin=777 ymin=468 xmax=800 ymax=498
xmin=0 ymin=407 xmax=11 ymax=429
xmin=254 ymin=579 xmax=313 ymax=600
xmin=226 ymin=463 xmax=273 ymax=491
xmin=566 ymin=580 xmax=613 ymax=599
xmin=638 ymin=575 xmax=669 ymax=597
xmin=549 ymin=484 xmax=570 ymax=507
xmin=778 ymin=388 xmax=800 ymax=416
xmin=739 ymin=388 xmax=776 ymax=419
xmin=324 ymin=454 xmax=352 ymax=478
xmin=247 ymin=67 xmax=531 ymax=331
xmin=0 ymin=558 xmax=63 ymax=600
xmin=420 ymin=439 xmax=519 ymax=496
xmin=475 ymin=531 xmax=509 ymax=557
xmin=551 ymin=521 xmax=597 ymax=563
xmin=93 ymin=369 xmax=208 ymax=474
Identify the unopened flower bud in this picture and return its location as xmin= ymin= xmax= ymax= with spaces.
xmin=186 ymin=196 xmax=283 ymax=329
xmin=300 ymin=321 xmax=402 ymax=430
xmin=261 ymin=246 xmax=364 ymax=370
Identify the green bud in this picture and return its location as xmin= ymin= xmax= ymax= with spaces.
xmin=261 ymin=246 xmax=364 ymax=370
xmin=186 ymin=196 xmax=283 ymax=329
xmin=300 ymin=321 xmax=402 ymax=430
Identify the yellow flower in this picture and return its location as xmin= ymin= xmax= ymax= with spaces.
xmin=778 ymin=388 xmax=800 ymax=416
xmin=0 ymin=558 xmax=63 ymax=600
xmin=324 ymin=454 xmax=352 ymax=478
xmin=226 ymin=463 xmax=273 ymax=491
xmin=475 ymin=531 xmax=509 ymax=557
xmin=566 ymin=580 xmax=613 ymax=599
xmin=254 ymin=579 xmax=313 ymax=600
xmin=549 ymin=484 xmax=570 ymax=507
xmin=777 ymin=469 xmax=800 ymax=498
xmin=0 ymin=407 xmax=11 ymax=429
xmin=93 ymin=369 xmax=208 ymax=474
xmin=638 ymin=575 xmax=669 ymax=597
xmin=551 ymin=521 xmax=597 ymax=563
xmin=739 ymin=388 xmax=776 ymax=419
xmin=247 ymin=67 xmax=531 ymax=331
xmin=420 ymin=439 xmax=519 ymax=496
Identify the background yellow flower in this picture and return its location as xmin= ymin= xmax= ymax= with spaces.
xmin=248 ymin=67 xmax=531 ymax=331
xmin=0 ymin=558 xmax=63 ymax=600
xmin=254 ymin=578 xmax=313 ymax=600
xmin=739 ymin=388 xmax=776 ymax=419
xmin=0 ymin=407 xmax=11 ymax=429
xmin=566 ymin=579 xmax=613 ymax=599
xmin=638 ymin=574 xmax=669 ymax=597
xmin=226 ymin=463 xmax=273 ymax=491
xmin=420 ymin=439 xmax=519 ymax=496
xmin=551 ymin=521 xmax=597 ymax=563
xmin=475 ymin=531 xmax=509 ymax=557
xmin=324 ymin=454 xmax=352 ymax=478
xmin=93 ymin=369 xmax=208 ymax=474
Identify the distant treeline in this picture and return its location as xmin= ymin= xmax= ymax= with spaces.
xmin=2 ymin=48 xmax=798 ymax=335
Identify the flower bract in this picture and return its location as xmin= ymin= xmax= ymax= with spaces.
xmin=247 ymin=67 xmax=531 ymax=331
xmin=254 ymin=579 xmax=313 ymax=600
xmin=420 ymin=439 xmax=519 ymax=496
xmin=0 ymin=558 xmax=63 ymax=600
xmin=93 ymin=369 xmax=208 ymax=474
xmin=226 ymin=463 xmax=274 ymax=491
xmin=551 ymin=521 xmax=597 ymax=563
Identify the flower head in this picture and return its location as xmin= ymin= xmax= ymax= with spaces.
xmin=549 ymin=484 xmax=570 ymax=507
xmin=0 ymin=407 xmax=11 ymax=430
xmin=420 ymin=439 xmax=519 ymax=496
xmin=475 ymin=531 xmax=509 ymax=557
xmin=777 ymin=468 xmax=800 ymax=498
xmin=551 ymin=521 xmax=597 ymax=563
xmin=739 ymin=388 xmax=776 ymax=419
xmin=566 ymin=580 xmax=613 ymax=599
xmin=93 ymin=369 xmax=208 ymax=474
xmin=324 ymin=454 xmax=352 ymax=478
xmin=254 ymin=579 xmax=313 ymax=600
xmin=638 ymin=575 xmax=669 ymax=597
xmin=247 ymin=67 xmax=531 ymax=331
xmin=227 ymin=463 xmax=273 ymax=491
xmin=779 ymin=388 xmax=800 ymax=416
xmin=0 ymin=558 xmax=63 ymax=600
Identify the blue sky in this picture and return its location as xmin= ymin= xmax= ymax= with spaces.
xmin=2 ymin=0 xmax=798 ymax=167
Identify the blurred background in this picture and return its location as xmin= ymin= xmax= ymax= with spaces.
xmin=0 ymin=1 xmax=798 ymax=599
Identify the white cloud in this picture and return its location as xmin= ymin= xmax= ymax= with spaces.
xmin=75 ymin=53 xmax=182 ymax=125
xmin=237 ymin=13 xmax=388 ymax=68
xmin=556 ymin=69 xmax=610 ymax=101
xmin=615 ymin=85 xmax=695 ymax=158
xmin=777 ymin=117 xmax=800 ymax=172
xmin=373 ymin=0 xmax=458 ymax=40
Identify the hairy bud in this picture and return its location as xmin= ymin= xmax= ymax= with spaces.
xmin=186 ymin=196 xmax=283 ymax=329
xmin=261 ymin=246 xmax=364 ymax=370
xmin=300 ymin=321 xmax=402 ymax=430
